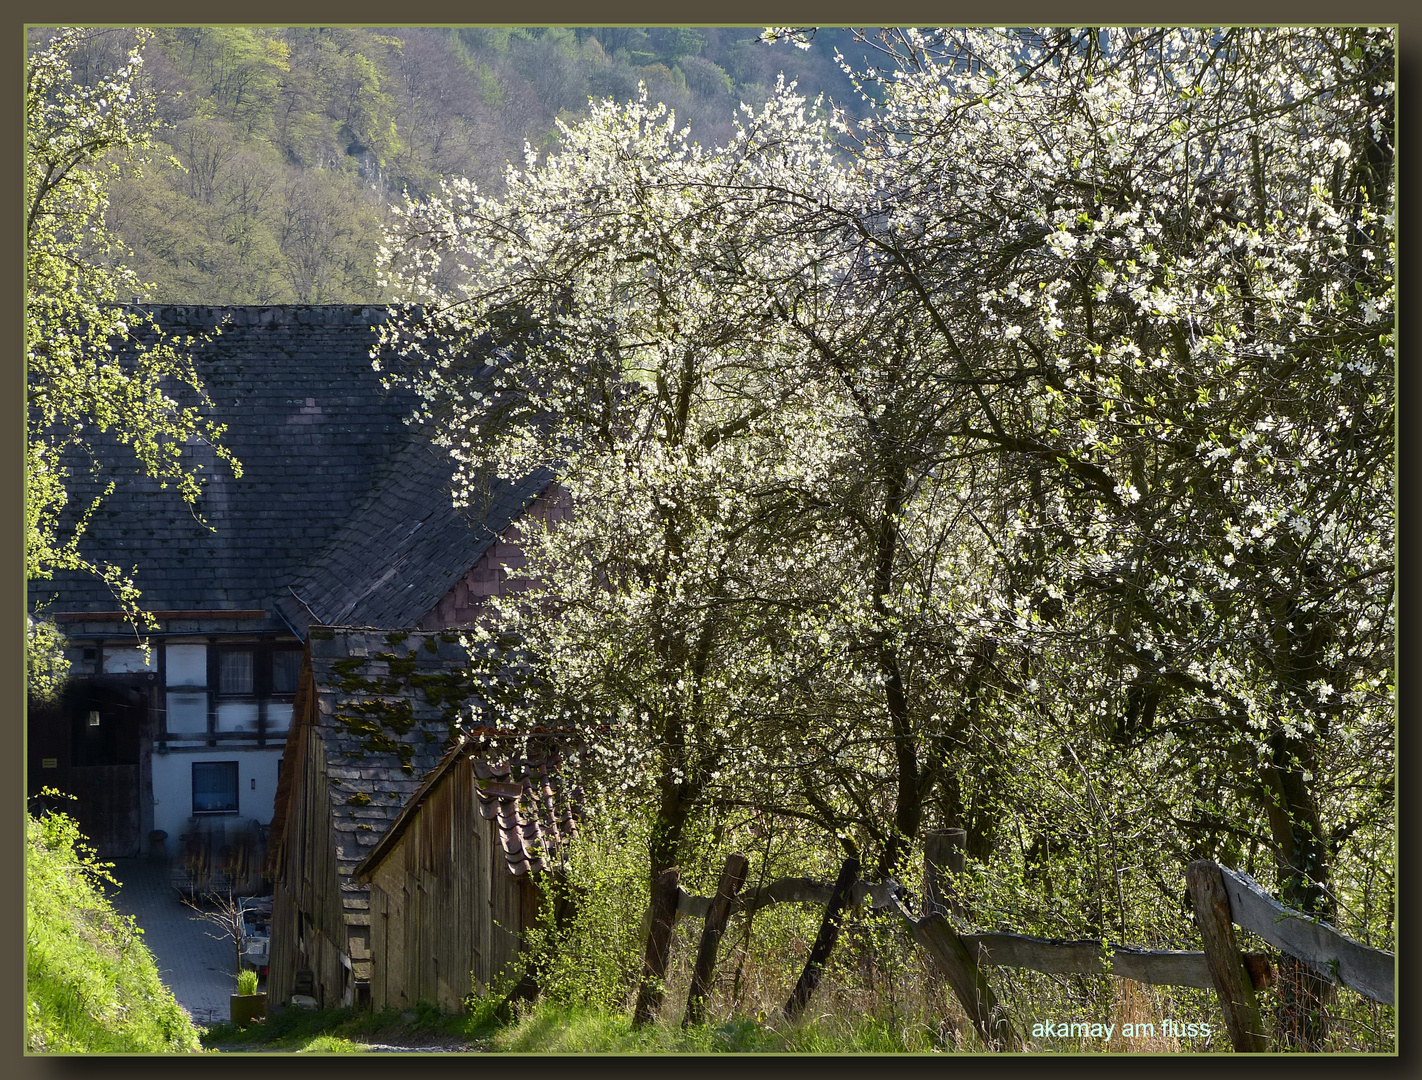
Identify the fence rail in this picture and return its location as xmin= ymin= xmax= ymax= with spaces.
xmin=1216 ymin=864 xmax=1393 ymax=1007
xmin=961 ymin=931 xmax=1272 ymax=991
xmin=675 ymin=876 xmax=901 ymax=920
xmin=663 ymin=848 xmax=1393 ymax=1052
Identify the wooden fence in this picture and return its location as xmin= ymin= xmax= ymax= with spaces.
xmin=648 ymin=839 xmax=1394 ymax=1052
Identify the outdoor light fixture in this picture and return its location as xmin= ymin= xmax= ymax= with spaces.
xmin=87 ymin=710 xmax=101 ymax=727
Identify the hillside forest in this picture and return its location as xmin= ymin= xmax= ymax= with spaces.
xmin=45 ymin=26 xmax=865 ymax=305
xmin=29 ymin=26 xmax=1395 ymax=1053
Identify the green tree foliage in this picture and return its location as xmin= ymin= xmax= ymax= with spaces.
xmin=60 ymin=26 xmax=863 ymax=305
xmin=105 ymin=27 xmax=396 ymax=303
xmin=25 ymin=27 xmax=238 ymax=694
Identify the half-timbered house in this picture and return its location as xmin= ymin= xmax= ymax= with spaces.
xmin=26 ymin=304 xmax=564 ymax=864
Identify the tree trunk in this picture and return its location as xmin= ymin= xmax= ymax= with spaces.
xmin=632 ymin=867 xmax=682 ymax=1026
xmin=632 ymin=770 xmax=697 ymax=1026
xmin=1261 ymin=734 xmax=1336 ymax=1050
xmin=1260 ymin=589 xmax=1338 ymax=1050
xmin=871 ymin=471 xmax=922 ymax=877
xmin=683 ymin=853 xmax=750 ymax=1027
xmin=783 ymin=853 xmax=859 ymax=1022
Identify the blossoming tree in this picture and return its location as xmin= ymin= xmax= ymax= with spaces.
xmin=835 ymin=26 xmax=1394 ymax=1045
xmin=379 ymin=27 xmax=1393 ymax=1041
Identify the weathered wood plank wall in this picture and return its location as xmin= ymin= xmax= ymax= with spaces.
xmin=367 ymin=755 xmax=529 ymax=1011
xmin=268 ymin=688 xmax=355 ymax=1009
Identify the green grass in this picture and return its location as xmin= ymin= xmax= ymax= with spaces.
xmin=26 ymin=806 xmax=204 ymax=1053
xmin=490 ymin=1001 xmax=943 ymax=1053
xmin=291 ymin=1035 xmax=372 ymax=1053
xmin=199 ymin=997 xmax=943 ymax=1054
xmin=200 ymin=999 xmax=497 ymax=1053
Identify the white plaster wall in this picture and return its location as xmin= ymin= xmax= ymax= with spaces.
xmin=150 ymin=748 xmax=284 ymax=846
xmin=165 ymin=643 xmax=208 ymax=687
xmin=105 ymin=645 xmax=157 ymax=673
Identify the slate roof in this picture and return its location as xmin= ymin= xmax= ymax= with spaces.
xmin=29 ymin=305 xmax=539 ymax=636
xmin=275 ymin=443 xmax=552 ymax=633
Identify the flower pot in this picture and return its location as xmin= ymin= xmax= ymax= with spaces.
xmin=230 ymin=993 xmax=267 ymax=1027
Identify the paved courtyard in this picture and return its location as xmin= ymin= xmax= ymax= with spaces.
xmin=103 ymin=859 xmax=481 ymax=1053
xmin=106 ymin=857 xmax=246 ymax=1028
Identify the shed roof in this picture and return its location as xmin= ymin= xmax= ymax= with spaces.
xmin=473 ymin=751 xmax=583 ymax=877
xmin=283 ymin=626 xmax=581 ymax=934
xmin=353 ymin=737 xmax=583 ymax=883
xmin=293 ymin=626 xmax=480 ymax=929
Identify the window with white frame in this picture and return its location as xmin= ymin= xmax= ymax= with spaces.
xmin=218 ymin=650 xmax=255 ymax=695
xmin=192 ymin=761 xmax=239 ymax=814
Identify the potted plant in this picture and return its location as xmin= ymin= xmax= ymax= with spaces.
xmin=230 ymin=967 xmax=266 ymax=1027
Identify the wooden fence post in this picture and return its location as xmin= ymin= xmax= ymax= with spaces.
xmin=1186 ymin=860 xmax=1269 ymax=1052
xmin=924 ymin=828 xmax=967 ymax=919
xmin=632 ymin=867 xmax=681 ymax=1027
xmin=682 ymin=853 xmax=750 ymax=1027
xmin=899 ymin=901 xmax=1020 ymax=1051
xmin=783 ymin=853 xmax=859 ymax=1022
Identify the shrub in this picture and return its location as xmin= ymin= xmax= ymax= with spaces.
xmin=518 ymin=811 xmax=650 ymax=1011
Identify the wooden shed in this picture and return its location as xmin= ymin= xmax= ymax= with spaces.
xmin=265 ymin=624 xmax=581 ymax=1011
xmin=353 ymin=740 xmax=581 ymax=1012
xmin=264 ymin=627 xmax=476 ymax=1009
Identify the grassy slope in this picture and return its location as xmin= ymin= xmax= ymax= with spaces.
xmin=26 ymin=808 xmax=204 ymax=1053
